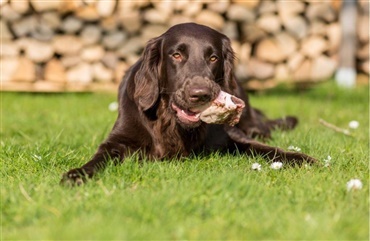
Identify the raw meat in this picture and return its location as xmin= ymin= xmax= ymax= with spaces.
xmin=199 ymin=91 xmax=245 ymax=126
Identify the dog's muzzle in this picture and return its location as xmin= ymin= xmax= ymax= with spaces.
xmin=172 ymin=91 xmax=245 ymax=127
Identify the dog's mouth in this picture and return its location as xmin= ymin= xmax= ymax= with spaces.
xmin=171 ymin=103 xmax=209 ymax=126
xmin=171 ymin=90 xmax=245 ymax=128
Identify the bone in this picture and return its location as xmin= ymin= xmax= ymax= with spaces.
xmin=200 ymin=91 xmax=245 ymax=126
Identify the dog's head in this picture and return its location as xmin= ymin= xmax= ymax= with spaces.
xmin=134 ymin=23 xmax=239 ymax=128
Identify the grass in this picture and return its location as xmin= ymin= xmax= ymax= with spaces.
xmin=1 ymin=81 xmax=369 ymax=240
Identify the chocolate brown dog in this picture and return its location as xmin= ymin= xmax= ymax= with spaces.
xmin=61 ymin=23 xmax=316 ymax=185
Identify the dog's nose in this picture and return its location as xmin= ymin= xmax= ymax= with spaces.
xmin=189 ymin=87 xmax=212 ymax=103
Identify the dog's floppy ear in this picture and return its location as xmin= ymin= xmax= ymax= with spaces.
xmin=222 ymin=37 xmax=237 ymax=92
xmin=134 ymin=36 xmax=163 ymax=112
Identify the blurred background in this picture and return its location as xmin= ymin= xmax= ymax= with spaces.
xmin=1 ymin=0 xmax=368 ymax=92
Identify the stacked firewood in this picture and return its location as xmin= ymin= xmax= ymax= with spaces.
xmin=0 ymin=0 xmax=368 ymax=92
xmin=357 ymin=1 xmax=369 ymax=77
xmin=232 ymin=0 xmax=342 ymax=89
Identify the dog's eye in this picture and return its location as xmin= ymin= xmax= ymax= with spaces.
xmin=210 ymin=56 xmax=218 ymax=62
xmin=172 ymin=53 xmax=182 ymax=60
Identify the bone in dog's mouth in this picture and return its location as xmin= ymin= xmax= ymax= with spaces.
xmin=172 ymin=91 xmax=245 ymax=126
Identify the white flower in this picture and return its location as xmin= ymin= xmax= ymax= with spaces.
xmin=270 ymin=162 xmax=283 ymax=170
xmin=346 ymin=179 xmax=363 ymax=191
xmin=348 ymin=120 xmax=359 ymax=129
xmin=108 ymin=102 xmax=118 ymax=112
xmin=251 ymin=163 xmax=262 ymax=171
xmin=323 ymin=155 xmax=331 ymax=167
xmin=288 ymin=145 xmax=301 ymax=152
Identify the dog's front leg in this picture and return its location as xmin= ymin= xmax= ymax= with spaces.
xmin=60 ymin=141 xmax=126 ymax=186
xmin=239 ymin=139 xmax=317 ymax=165
xmin=225 ymin=126 xmax=317 ymax=165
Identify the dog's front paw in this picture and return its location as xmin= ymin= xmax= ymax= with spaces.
xmin=284 ymin=151 xmax=317 ymax=166
xmin=60 ymin=168 xmax=91 ymax=186
xmin=284 ymin=116 xmax=298 ymax=130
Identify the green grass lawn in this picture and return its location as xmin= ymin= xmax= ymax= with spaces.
xmin=1 ymin=81 xmax=369 ymax=240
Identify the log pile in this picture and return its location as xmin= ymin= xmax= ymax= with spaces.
xmin=357 ymin=0 xmax=369 ymax=76
xmin=0 ymin=0 xmax=368 ymax=92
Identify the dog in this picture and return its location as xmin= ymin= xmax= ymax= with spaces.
xmin=61 ymin=23 xmax=316 ymax=185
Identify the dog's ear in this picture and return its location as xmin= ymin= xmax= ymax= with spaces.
xmin=134 ymin=36 xmax=163 ymax=112
xmin=222 ymin=37 xmax=237 ymax=92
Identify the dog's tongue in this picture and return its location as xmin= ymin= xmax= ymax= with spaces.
xmin=199 ymin=91 xmax=245 ymax=126
xmin=172 ymin=103 xmax=201 ymax=123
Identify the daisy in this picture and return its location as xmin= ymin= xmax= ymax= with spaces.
xmin=346 ymin=179 xmax=363 ymax=191
xmin=251 ymin=163 xmax=262 ymax=171
xmin=348 ymin=120 xmax=359 ymax=129
xmin=270 ymin=162 xmax=283 ymax=170
xmin=108 ymin=101 xmax=119 ymax=112
xmin=323 ymin=155 xmax=331 ymax=167
xmin=288 ymin=145 xmax=301 ymax=152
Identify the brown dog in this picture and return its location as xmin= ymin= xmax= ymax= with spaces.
xmin=61 ymin=23 xmax=316 ymax=185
